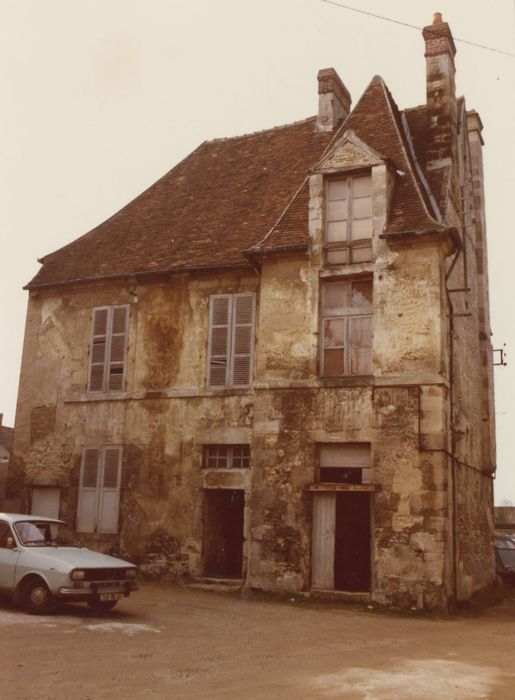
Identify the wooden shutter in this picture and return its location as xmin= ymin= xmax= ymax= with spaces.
xmin=208 ymin=296 xmax=231 ymax=387
xmin=88 ymin=309 xmax=108 ymax=392
xmin=230 ymin=294 xmax=255 ymax=387
xmin=98 ymin=447 xmax=122 ymax=534
xmin=320 ymin=444 xmax=370 ymax=468
xmin=88 ymin=306 xmax=129 ymax=393
xmin=77 ymin=448 xmax=100 ymax=533
xmin=108 ymin=306 xmax=129 ymax=392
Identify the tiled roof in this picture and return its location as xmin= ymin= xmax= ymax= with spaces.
xmin=27 ymin=119 xmax=334 ymax=288
xmin=0 ymin=425 xmax=14 ymax=454
xmin=256 ymin=76 xmax=442 ymax=252
xmin=28 ymin=76 xmax=448 ymax=288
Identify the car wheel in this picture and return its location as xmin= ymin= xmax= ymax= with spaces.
xmin=87 ymin=599 xmax=118 ymax=613
xmin=22 ymin=578 xmax=55 ymax=615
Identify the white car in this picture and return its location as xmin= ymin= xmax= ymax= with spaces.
xmin=0 ymin=513 xmax=138 ymax=614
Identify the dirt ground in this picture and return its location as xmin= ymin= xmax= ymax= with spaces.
xmin=2 ymin=582 xmax=515 ymax=700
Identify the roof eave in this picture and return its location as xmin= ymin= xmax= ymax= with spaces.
xmin=380 ymin=226 xmax=460 ymax=251
xmin=24 ymin=261 xmax=255 ymax=292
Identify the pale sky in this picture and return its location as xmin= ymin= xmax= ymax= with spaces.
xmin=1 ymin=0 xmax=514 ymax=503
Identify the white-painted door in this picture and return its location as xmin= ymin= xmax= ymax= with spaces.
xmin=312 ymin=493 xmax=336 ymax=589
xmin=31 ymin=487 xmax=60 ymax=519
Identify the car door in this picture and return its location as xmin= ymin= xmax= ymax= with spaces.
xmin=0 ymin=520 xmax=20 ymax=592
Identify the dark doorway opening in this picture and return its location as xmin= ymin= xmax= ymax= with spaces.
xmin=334 ymin=492 xmax=371 ymax=591
xmin=203 ymin=489 xmax=244 ymax=579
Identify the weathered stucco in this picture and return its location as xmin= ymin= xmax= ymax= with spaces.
xmin=9 ymin=24 xmax=495 ymax=610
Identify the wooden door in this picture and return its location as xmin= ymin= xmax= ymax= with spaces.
xmin=312 ymin=493 xmax=336 ymax=589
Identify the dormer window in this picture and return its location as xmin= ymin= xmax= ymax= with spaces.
xmin=325 ymin=174 xmax=372 ymax=265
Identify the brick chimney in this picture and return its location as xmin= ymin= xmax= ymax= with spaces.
xmin=423 ymin=13 xmax=458 ymax=170
xmin=316 ymin=68 xmax=351 ymax=132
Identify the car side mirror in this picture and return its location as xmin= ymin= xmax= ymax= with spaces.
xmin=6 ymin=536 xmax=15 ymax=549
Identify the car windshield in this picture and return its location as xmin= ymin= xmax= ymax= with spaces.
xmin=14 ymin=521 xmax=82 ymax=547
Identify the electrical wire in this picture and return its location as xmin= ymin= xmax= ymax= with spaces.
xmin=321 ymin=0 xmax=515 ymax=58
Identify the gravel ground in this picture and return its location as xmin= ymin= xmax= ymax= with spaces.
xmin=2 ymin=582 xmax=515 ymax=699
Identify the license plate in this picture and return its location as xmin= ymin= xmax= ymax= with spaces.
xmin=99 ymin=593 xmax=122 ymax=602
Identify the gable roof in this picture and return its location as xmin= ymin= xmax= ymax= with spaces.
xmin=28 ymin=75 xmax=449 ymax=289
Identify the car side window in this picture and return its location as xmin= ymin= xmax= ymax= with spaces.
xmin=0 ymin=521 xmax=13 ymax=548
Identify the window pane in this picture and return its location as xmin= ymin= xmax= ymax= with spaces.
xmin=327 ymin=200 xmax=347 ymax=221
xmin=352 ymin=175 xmax=372 ymax=197
xmin=324 ymin=318 xmax=346 ymax=347
xmin=352 ymin=196 xmax=372 ymax=219
xmin=351 ymin=347 xmax=372 ymax=375
xmin=351 ymin=244 xmax=373 ymax=263
xmin=217 ymin=447 xmax=228 ymax=468
xmin=351 ymin=281 xmax=373 ymax=308
xmin=351 ymin=218 xmax=372 ymax=240
xmin=327 ymin=180 xmax=347 ymax=200
xmin=326 ymin=248 xmax=348 ymax=265
xmin=324 ymin=348 xmax=345 ymax=376
xmin=327 ymin=221 xmax=347 ymax=243
xmin=350 ymin=316 xmax=372 ymax=345
xmin=323 ymin=282 xmax=347 ymax=313
xmin=319 ymin=467 xmax=362 ymax=484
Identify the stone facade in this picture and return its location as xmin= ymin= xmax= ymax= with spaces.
xmin=9 ymin=16 xmax=495 ymax=609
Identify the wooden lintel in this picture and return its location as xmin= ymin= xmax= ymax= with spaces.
xmin=305 ymin=483 xmax=380 ymax=493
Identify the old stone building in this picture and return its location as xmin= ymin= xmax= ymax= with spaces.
xmin=0 ymin=414 xmax=14 ymax=505
xmin=9 ymin=15 xmax=495 ymax=609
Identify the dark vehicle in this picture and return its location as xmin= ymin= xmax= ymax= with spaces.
xmin=495 ymin=534 xmax=515 ymax=585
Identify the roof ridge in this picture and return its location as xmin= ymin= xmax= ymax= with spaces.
xmin=377 ymin=77 xmax=440 ymax=226
xmin=207 ymin=116 xmax=317 ymax=144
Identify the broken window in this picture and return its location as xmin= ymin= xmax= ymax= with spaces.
xmin=318 ymin=443 xmax=371 ymax=484
xmin=77 ymin=446 xmax=122 ymax=534
xmin=325 ymin=174 xmax=372 ymax=265
xmin=87 ymin=306 xmax=129 ymax=393
xmin=207 ymin=294 xmax=255 ymax=388
xmin=321 ymin=278 xmax=372 ymax=377
xmin=203 ymin=445 xmax=250 ymax=469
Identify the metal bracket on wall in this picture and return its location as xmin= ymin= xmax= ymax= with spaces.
xmin=493 ymin=345 xmax=508 ymax=367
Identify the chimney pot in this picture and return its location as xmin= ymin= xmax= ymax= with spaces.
xmin=433 ymin=12 xmax=443 ymax=25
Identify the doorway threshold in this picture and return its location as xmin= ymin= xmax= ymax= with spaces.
xmin=311 ymin=589 xmax=371 ymax=603
xmin=188 ymin=577 xmax=244 ymax=593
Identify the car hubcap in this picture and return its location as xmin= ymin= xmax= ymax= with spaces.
xmin=30 ymin=587 xmax=47 ymax=607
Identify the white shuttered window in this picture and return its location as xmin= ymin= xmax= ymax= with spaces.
xmin=88 ymin=305 xmax=129 ymax=393
xmin=77 ymin=446 xmax=122 ymax=534
xmin=207 ymin=293 xmax=255 ymax=388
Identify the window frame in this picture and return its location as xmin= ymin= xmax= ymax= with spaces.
xmin=202 ymin=444 xmax=250 ymax=470
xmin=87 ymin=305 xmax=130 ymax=394
xmin=320 ymin=277 xmax=373 ymax=378
xmin=324 ymin=172 xmax=373 ymax=266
